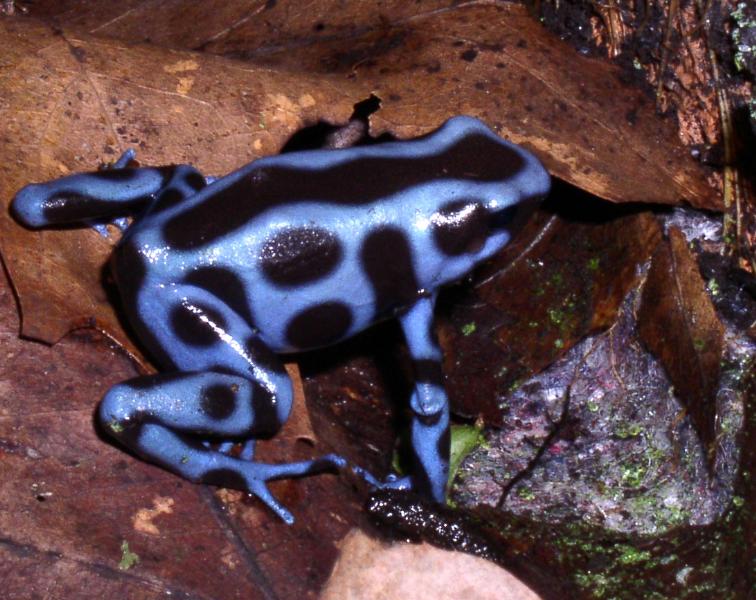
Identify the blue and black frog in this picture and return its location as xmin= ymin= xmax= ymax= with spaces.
xmin=12 ymin=116 xmax=550 ymax=523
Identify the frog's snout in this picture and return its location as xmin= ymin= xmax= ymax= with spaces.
xmin=11 ymin=184 xmax=48 ymax=228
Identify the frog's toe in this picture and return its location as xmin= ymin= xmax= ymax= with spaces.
xmin=201 ymin=440 xmax=236 ymax=454
xmin=112 ymin=148 xmax=136 ymax=169
xmin=87 ymin=216 xmax=131 ymax=238
xmin=352 ymin=466 xmax=412 ymax=491
xmin=380 ymin=474 xmax=412 ymax=491
xmin=112 ymin=217 xmax=130 ymax=231
xmin=218 ymin=441 xmax=235 ymax=454
xmin=89 ymin=222 xmax=112 ymax=238
xmin=221 ymin=466 xmax=296 ymax=524
xmin=248 ymin=480 xmax=295 ymax=525
xmin=322 ymin=453 xmax=348 ymax=469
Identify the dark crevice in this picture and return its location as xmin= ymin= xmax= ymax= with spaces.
xmin=279 ymin=94 xmax=384 ymax=153
xmin=496 ymin=385 xmax=572 ymax=509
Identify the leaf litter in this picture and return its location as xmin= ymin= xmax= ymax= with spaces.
xmin=0 ymin=2 xmax=753 ymax=599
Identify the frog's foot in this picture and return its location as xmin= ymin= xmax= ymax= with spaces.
xmin=352 ymin=466 xmax=412 ymax=492
xmin=89 ymin=216 xmax=130 ymax=238
xmin=111 ymin=148 xmax=137 ymax=169
xmin=211 ymin=454 xmax=347 ymax=524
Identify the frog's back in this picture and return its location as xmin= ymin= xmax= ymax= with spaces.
xmin=145 ymin=116 xmax=529 ymax=245
xmin=114 ymin=115 xmax=549 ymax=352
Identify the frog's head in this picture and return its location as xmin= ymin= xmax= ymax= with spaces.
xmin=416 ymin=116 xmax=550 ymax=262
xmin=425 ymin=162 xmax=550 ymax=261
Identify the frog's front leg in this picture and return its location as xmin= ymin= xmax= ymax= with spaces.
xmin=87 ymin=150 xmax=140 ymax=236
xmin=11 ymin=159 xmax=206 ymax=229
xmin=90 ymin=150 xmax=144 ymax=236
xmin=399 ymin=295 xmax=451 ymax=502
xmin=98 ymin=282 xmax=345 ymax=524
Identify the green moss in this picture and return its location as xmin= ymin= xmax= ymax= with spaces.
xmin=620 ymin=462 xmax=646 ymax=488
xmin=706 ymin=278 xmax=720 ymax=296
xmin=461 ymin=321 xmax=477 ymax=336
xmin=118 ymin=540 xmax=140 ymax=570
xmin=516 ymin=486 xmax=536 ymax=501
xmin=719 ymin=414 xmax=739 ymax=434
xmin=644 ymin=442 xmax=665 ymax=464
xmin=574 ymin=571 xmax=612 ymax=597
xmin=732 ymin=2 xmax=756 ymax=73
xmin=662 ymin=505 xmax=690 ymax=527
xmin=615 ymin=422 xmax=643 ymax=438
xmin=498 ymin=494 xmax=748 ymax=600
xmin=616 ymin=545 xmax=652 ymax=565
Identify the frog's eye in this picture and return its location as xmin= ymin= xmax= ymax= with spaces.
xmin=491 ymin=193 xmax=544 ymax=235
xmin=430 ymin=199 xmax=488 ymax=256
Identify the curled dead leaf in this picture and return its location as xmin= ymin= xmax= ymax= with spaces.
xmin=638 ymin=226 xmax=725 ymax=453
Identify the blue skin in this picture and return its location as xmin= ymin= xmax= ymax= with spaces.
xmin=12 ymin=116 xmax=550 ymax=523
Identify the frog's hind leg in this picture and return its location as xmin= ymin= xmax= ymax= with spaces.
xmin=99 ymin=283 xmax=345 ymax=523
xmin=99 ymin=372 xmax=344 ymax=524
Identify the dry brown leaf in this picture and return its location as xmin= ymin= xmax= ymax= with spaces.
xmin=12 ymin=2 xmax=716 ymax=208
xmin=321 ymin=530 xmax=542 ymax=600
xmin=361 ymin=4 xmax=716 ymax=209
xmin=638 ymin=227 xmax=726 ymax=452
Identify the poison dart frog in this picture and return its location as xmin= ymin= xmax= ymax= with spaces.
xmin=12 ymin=116 xmax=550 ymax=523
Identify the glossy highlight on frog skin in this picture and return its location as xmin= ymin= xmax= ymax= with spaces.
xmin=11 ymin=116 xmax=550 ymax=524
